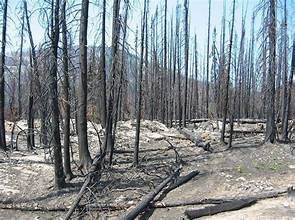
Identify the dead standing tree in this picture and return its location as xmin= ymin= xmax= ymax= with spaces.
xmin=17 ymin=7 xmax=25 ymax=119
xmin=24 ymin=0 xmax=36 ymax=150
xmin=265 ymin=0 xmax=276 ymax=143
xmin=282 ymin=38 xmax=295 ymax=141
xmin=48 ymin=0 xmax=66 ymax=189
xmin=97 ymin=0 xmax=107 ymax=128
xmin=183 ymin=0 xmax=189 ymax=127
xmin=134 ymin=0 xmax=147 ymax=166
xmin=103 ymin=0 xmax=121 ymax=166
xmin=61 ymin=0 xmax=74 ymax=180
xmin=77 ymin=0 xmax=93 ymax=172
xmin=206 ymin=0 xmax=211 ymax=118
xmin=220 ymin=0 xmax=236 ymax=144
xmin=0 ymin=0 xmax=8 ymax=150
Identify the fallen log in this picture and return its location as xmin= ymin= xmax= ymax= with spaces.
xmin=0 ymin=202 xmax=69 ymax=212
xmin=0 ymin=202 xmax=130 ymax=212
xmin=174 ymin=118 xmax=266 ymax=125
xmin=184 ymin=198 xmax=257 ymax=219
xmin=119 ymin=167 xmax=181 ymax=220
xmin=153 ymin=189 xmax=287 ymax=208
xmin=166 ymin=170 xmax=199 ymax=192
xmin=178 ymin=128 xmax=213 ymax=153
xmin=228 ymin=119 xmax=266 ymax=124
xmin=229 ymin=130 xmax=265 ymax=134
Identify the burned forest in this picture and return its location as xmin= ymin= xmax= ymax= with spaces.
xmin=1 ymin=0 xmax=295 ymax=219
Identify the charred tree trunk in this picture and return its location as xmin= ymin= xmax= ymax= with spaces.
xmin=0 ymin=0 xmax=8 ymax=150
xmin=98 ymin=0 xmax=107 ymax=128
xmin=110 ymin=0 xmax=129 ymax=166
xmin=17 ymin=8 xmax=25 ymax=119
xmin=77 ymin=0 xmax=92 ymax=172
xmin=61 ymin=0 xmax=74 ymax=180
xmin=265 ymin=0 xmax=276 ymax=143
xmin=220 ymin=0 xmax=236 ymax=143
xmin=183 ymin=0 xmax=189 ymax=127
xmin=102 ymin=0 xmax=121 ymax=166
xmin=282 ymin=38 xmax=295 ymax=141
xmin=205 ymin=0 xmax=211 ymax=118
xmin=48 ymin=0 xmax=65 ymax=189
xmin=24 ymin=0 xmax=36 ymax=150
xmin=134 ymin=0 xmax=147 ymax=166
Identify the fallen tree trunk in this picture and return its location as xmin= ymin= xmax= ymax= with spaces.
xmin=178 ymin=128 xmax=213 ymax=152
xmin=153 ymin=189 xmax=287 ymax=208
xmin=184 ymin=198 xmax=257 ymax=219
xmin=119 ymin=167 xmax=181 ymax=220
xmin=166 ymin=170 xmax=199 ymax=192
xmin=228 ymin=130 xmax=265 ymax=134
xmin=174 ymin=118 xmax=266 ymax=125
xmin=0 ymin=202 xmax=130 ymax=212
xmin=0 ymin=202 xmax=69 ymax=212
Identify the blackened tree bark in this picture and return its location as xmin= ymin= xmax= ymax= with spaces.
xmin=134 ymin=27 xmax=138 ymax=118
xmin=282 ymin=38 xmax=295 ymax=141
xmin=281 ymin=0 xmax=288 ymax=132
xmin=134 ymin=0 xmax=147 ymax=166
xmin=265 ymin=0 xmax=276 ymax=143
xmin=78 ymin=0 xmax=92 ymax=172
xmin=220 ymin=0 xmax=236 ymax=143
xmin=0 ymin=0 xmax=8 ymax=150
xmin=102 ymin=0 xmax=121 ymax=166
xmin=24 ymin=0 xmax=36 ymax=150
xmin=206 ymin=0 xmax=211 ymax=118
xmin=194 ymin=35 xmax=199 ymax=118
xmin=110 ymin=0 xmax=129 ymax=165
xmin=48 ymin=0 xmax=65 ymax=189
xmin=177 ymin=8 xmax=182 ymax=127
xmin=98 ymin=0 xmax=107 ymax=128
xmin=18 ymin=7 xmax=25 ymax=119
xmin=183 ymin=0 xmax=189 ymax=127
xmin=162 ymin=0 xmax=167 ymax=125
xmin=61 ymin=0 xmax=74 ymax=180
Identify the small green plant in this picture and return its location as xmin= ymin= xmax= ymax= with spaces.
xmin=235 ymin=165 xmax=244 ymax=173
xmin=269 ymin=161 xmax=282 ymax=171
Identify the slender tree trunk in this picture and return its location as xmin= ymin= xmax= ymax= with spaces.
xmin=183 ymin=0 xmax=189 ymax=127
xmin=134 ymin=0 xmax=147 ymax=166
xmin=102 ymin=0 xmax=121 ymax=166
xmin=110 ymin=0 xmax=129 ymax=166
xmin=220 ymin=0 xmax=236 ymax=143
xmin=0 ymin=0 xmax=8 ymax=150
xmin=24 ymin=0 xmax=36 ymax=150
xmin=134 ymin=27 xmax=138 ymax=118
xmin=282 ymin=38 xmax=295 ymax=141
xmin=281 ymin=0 xmax=288 ymax=130
xmin=206 ymin=0 xmax=211 ymax=118
xmin=265 ymin=0 xmax=276 ymax=143
xmin=77 ymin=0 xmax=92 ymax=172
xmin=17 ymin=9 xmax=25 ymax=119
xmin=194 ymin=35 xmax=199 ymax=118
xmin=61 ymin=0 xmax=73 ymax=180
xmin=98 ymin=0 xmax=107 ymax=128
xmin=163 ymin=0 xmax=167 ymax=125
xmin=48 ymin=0 xmax=65 ymax=189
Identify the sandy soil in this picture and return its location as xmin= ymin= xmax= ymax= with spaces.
xmin=0 ymin=119 xmax=295 ymax=219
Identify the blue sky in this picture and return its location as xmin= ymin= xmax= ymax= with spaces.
xmin=4 ymin=0 xmax=295 ymax=56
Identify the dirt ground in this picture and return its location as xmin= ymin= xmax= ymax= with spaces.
xmin=0 ymin=119 xmax=295 ymax=219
